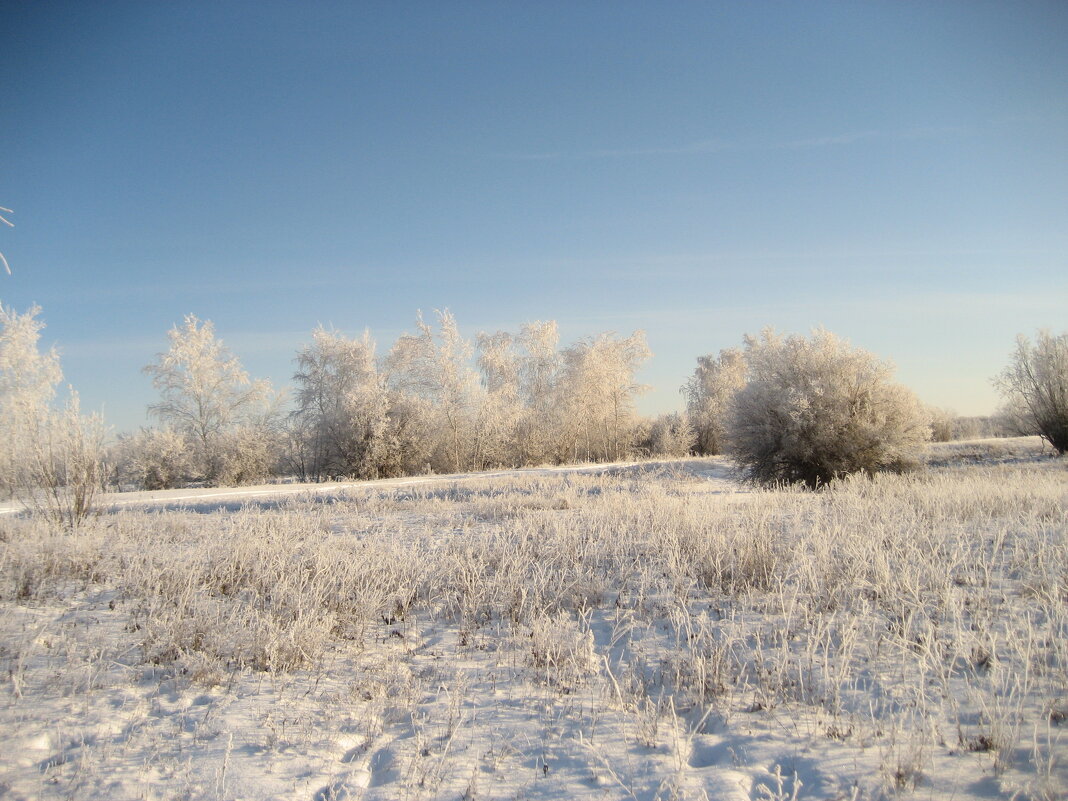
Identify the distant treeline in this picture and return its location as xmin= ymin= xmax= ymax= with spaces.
xmin=1 ymin=303 xmax=1058 ymax=508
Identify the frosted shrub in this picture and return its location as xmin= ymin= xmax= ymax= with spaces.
xmin=213 ymin=425 xmax=274 ymax=487
xmin=114 ymin=427 xmax=192 ymax=490
xmin=643 ymin=412 xmax=696 ymax=457
xmin=525 ymin=610 xmax=596 ymax=686
xmin=1 ymin=303 xmax=105 ymax=527
xmin=928 ymin=405 xmax=956 ymax=442
xmin=11 ymin=397 xmax=106 ymax=529
xmin=727 ymin=328 xmax=930 ymax=488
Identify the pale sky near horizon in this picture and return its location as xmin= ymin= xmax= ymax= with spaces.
xmin=4 ymin=1 xmax=1067 ymax=432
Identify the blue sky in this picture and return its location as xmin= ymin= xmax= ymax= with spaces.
xmin=4 ymin=1 xmax=1066 ymax=431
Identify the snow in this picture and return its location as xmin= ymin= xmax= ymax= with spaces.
xmin=2 ymin=447 xmax=1065 ymax=800
xmin=0 ymin=457 xmax=738 ymax=518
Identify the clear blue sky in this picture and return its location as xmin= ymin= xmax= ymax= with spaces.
xmin=4 ymin=1 xmax=1066 ymax=431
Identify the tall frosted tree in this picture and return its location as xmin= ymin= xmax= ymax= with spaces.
xmin=1 ymin=303 xmax=61 ymax=496
xmin=516 ymin=321 xmax=564 ymax=464
xmin=144 ymin=315 xmax=276 ymax=486
xmin=559 ymin=331 xmax=651 ymax=462
xmin=1 ymin=303 xmax=104 ymax=526
xmin=475 ymin=330 xmax=523 ymax=468
xmin=387 ymin=310 xmax=482 ymax=473
xmin=683 ymin=347 xmax=747 ymax=455
xmin=292 ymin=327 xmax=390 ymax=480
xmin=995 ymin=329 xmax=1068 ymax=454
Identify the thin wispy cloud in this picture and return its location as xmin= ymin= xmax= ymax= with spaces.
xmin=780 ymin=125 xmax=968 ymax=150
xmin=494 ymin=125 xmax=968 ymax=161
xmin=492 ymin=139 xmax=730 ymax=161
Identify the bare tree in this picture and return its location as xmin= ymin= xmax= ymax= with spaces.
xmin=727 ymin=328 xmax=929 ymax=488
xmin=995 ymin=329 xmax=1068 ymax=454
xmin=682 ymin=348 xmax=747 ymax=455
xmin=143 ymin=315 xmax=276 ymax=485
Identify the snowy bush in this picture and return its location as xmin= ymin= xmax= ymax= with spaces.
xmin=213 ymin=425 xmax=275 ymax=487
xmin=1 ymin=303 xmax=105 ymax=527
xmin=726 ymin=328 xmax=930 ymax=488
xmin=927 ymin=405 xmax=956 ymax=443
xmin=643 ymin=412 xmax=697 ymax=457
xmin=11 ymin=397 xmax=106 ymax=529
xmin=114 ymin=427 xmax=193 ymax=490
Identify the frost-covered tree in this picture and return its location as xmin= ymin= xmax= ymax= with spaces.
xmin=388 ymin=310 xmax=482 ymax=473
xmin=475 ymin=330 xmax=523 ymax=468
xmin=682 ymin=347 xmax=747 ymax=455
xmin=1 ymin=303 xmax=104 ymax=527
xmin=727 ymin=328 xmax=929 ymax=488
xmin=292 ymin=327 xmax=391 ymax=480
xmin=143 ymin=315 xmax=277 ymax=486
xmin=995 ymin=329 xmax=1068 ymax=454
xmin=559 ymin=331 xmax=651 ymax=462
xmin=516 ymin=320 xmax=563 ymax=464
xmin=378 ymin=392 xmax=435 ymax=477
xmin=0 ymin=305 xmax=60 ymax=473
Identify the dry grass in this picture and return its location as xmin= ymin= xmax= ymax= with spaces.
xmin=1 ymin=446 xmax=1065 ymax=799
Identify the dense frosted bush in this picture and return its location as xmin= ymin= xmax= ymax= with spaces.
xmin=213 ymin=425 xmax=275 ymax=487
xmin=927 ymin=405 xmax=956 ymax=443
xmin=726 ymin=328 xmax=930 ymax=488
xmin=114 ymin=427 xmax=192 ymax=490
xmin=641 ymin=412 xmax=696 ymax=457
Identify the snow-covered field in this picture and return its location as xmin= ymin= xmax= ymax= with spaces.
xmin=2 ymin=439 xmax=1065 ymax=800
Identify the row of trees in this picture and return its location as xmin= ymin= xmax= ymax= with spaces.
xmin=119 ymin=311 xmax=653 ymax=488
xmin=3 ymin=298 xmax=1065 ymax=525
xmin=122 ymin=316 xmax=1068 ymax=491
